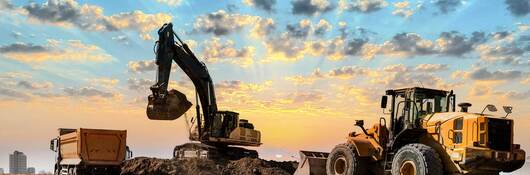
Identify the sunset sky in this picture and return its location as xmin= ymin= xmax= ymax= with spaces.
xmin=1 ymin=0 xmax=530 ymax=173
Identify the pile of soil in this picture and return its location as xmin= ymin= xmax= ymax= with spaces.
xmin=121 ymin=157 xmax=298 ymax=175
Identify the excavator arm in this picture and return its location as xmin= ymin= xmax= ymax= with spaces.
xmin=147 ymin=23 xmax=217 ymax=140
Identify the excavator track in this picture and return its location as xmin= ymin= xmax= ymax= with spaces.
xmin=173 ymin=143 xmax=258 ymax=160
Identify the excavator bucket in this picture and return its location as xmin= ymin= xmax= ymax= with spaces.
xmin=147 ymin=89 xmax=192 ymax=120
xmin=294 ymin=151 xmax=329 ymax=175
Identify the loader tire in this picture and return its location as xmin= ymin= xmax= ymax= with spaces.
xmin=326 ymin=143 xmax=366 ymax=175
xmin=391 ymin=143 xmax=443 ymax=175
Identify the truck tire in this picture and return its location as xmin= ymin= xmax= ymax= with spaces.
xmin=326 ymin=143 xmax=366 ymax=175
xmin=391 ymin=143 xmax=442 ymax=175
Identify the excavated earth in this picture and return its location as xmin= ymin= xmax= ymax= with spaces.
xmin=121 ymin=157 xmax=298 ymax=175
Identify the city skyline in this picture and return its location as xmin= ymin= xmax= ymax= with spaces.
xmin=1 ymin=0 xmax=530 ymax=173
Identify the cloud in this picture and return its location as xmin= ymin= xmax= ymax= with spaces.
xmin=0 ymin=40 xmax=112 ymax=63
xmin=215 ymin=80 xmax=272 ymax=92
xmin=0 ymin=42 xmax=48 ymax=53
xmin=0 ymin=0 xmax=13 ymax=10
xmin=500 ymin=90 xmax=530 ymax=100
xmin=468 ymin=68 xmax=524 ymax=81
xmin=128 ymin=60 xmax=156 ymax=73
xmin=0 ymin=72 xmax=32 ymax=79
xmin=470 ymin=83 xmax=530 ymax=100
xmin=263 ymin=34 xmax=307 ymax=61
xmin=314 ymin=19 xmax=332 ymax=36
xmin=63 ymin=87 xmax=118 ymax=98
xmin=0 ymin=87 xmax=31 ymax=100
xmin=436 ymin=31 xmax=486 ymax=56
xmin=433 ymin=0 xmax=463 ymax=14
xmin=291 ymin=0 xmax=335 ymax=16
xmin=153 ymin=0 xmax=182 ymax=6
xmin=213 ymin=80 xmax=272 ymax=105
xmin=284 ymin=69 xmax=324 ymax=85
xmin=392 ymin=1 xmax=421 ymax=18
xmin=11 ymin=31 xmax=22 ymax=39
xmin=286 ymin=19 xmax=312 ymax=38
xmin=327 ymin=66 xmax=370 ymax=78
xmin=285 ymin=75 xmax=317 ymax=85
xmin=249 ymin=18 xmax=276 ymax=39
xmin=193 ymin=10 xmax=261 ymax=36
xmin=201 ymin=38 xmax=255 ymax=67
xmin=382 ymin=63 xmax=448 ymax=72
xmin=339 ymin=0 xmax=388 ymax=13
xmin=379 ymin=32 xmax=436 ymax=56
xmin=505 ymin=0 xmax=530 ymax=17
xmin=363 ymin=31 xmax=487 ymax=58
xmin=475 ymin=32 xmax=530 ymax=66
xmin=111 ymin=35 xmax=129 ymax=44
xmin=17 ymin=80 xmax=53 ymax=90
xmin=22 ymin=0 xmax=171 ymax=40
xmin=287 ymin=91 xmax=324 ymax=104
xmin=127 ymin=78 xmax=154 ymax=91
xmin=521 ymin=75 xmax=530 ymax=84
xmin=88 ymin=78 xmax=119 ymax=88
xmin=413 ymin=64 xmax=449 ymax=72
xmin=243 ymin=0 xmax=276 ymax=12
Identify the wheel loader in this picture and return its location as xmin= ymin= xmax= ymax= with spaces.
xmin=295 ymin=87 xmax=525 ymax=175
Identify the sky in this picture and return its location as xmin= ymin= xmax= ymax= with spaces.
xmin=0 ymin=0 xmax=530 ymax=173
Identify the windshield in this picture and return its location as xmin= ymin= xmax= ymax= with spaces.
xmin=413 ymin=92 xmax=447 ymax=119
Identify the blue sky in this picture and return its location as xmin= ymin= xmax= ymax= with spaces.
xmin=1 ymin=0 xmax=530 ymax=173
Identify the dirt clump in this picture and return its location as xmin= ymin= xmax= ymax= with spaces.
xmin=121 ymin=157 xmax=297 ymax=175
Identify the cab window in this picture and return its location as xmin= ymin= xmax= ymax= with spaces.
xmin=453 ymin=118 xmax=463 ymax=144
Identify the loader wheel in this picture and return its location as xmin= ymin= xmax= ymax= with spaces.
xmin=326 ymin=143 xmax=365 ymax=175
xmin=391 ymin=144 xmax=442 ymax=175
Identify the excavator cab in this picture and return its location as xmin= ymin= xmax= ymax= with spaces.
xmin=211 ymin=111 xmax=239 ymax=138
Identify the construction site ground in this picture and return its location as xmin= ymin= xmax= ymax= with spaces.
xmin=121 ymin=157 xmax=298 ymax=175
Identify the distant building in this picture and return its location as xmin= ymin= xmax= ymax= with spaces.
xmin=9 ymin=150 xmax=27 ymax=174
xmin=27 ymin=167 xmax=36 ymax=174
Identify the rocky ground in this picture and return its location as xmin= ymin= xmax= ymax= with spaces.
xmin=121 ymin=157 xmax=298 ymax=175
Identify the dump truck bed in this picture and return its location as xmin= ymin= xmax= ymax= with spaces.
xmin=59 ymin=128 xmax=127 ymax=166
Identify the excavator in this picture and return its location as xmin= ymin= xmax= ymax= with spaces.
xmin=146 ymin=23 xmax=261 ymax=160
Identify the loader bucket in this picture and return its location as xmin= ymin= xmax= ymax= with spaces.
xmin=294 ymin=151 xmax=329 ymax=175
xmin=147 ymin=89 xmax=192 ymax=120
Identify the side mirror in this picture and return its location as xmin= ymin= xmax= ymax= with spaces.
xmin=487 ymin=104 xmax=497 ymax=112
xmin=49 ymin=139 xmax=57 ymax=152
xmin=481 ymin=104 xmax=497 ymax=114
xmin=381 ymin=96 xmax=388 ymax=109
xmin=503 ymin=106 xmax=513 ymax=118
xmin=355 ymin=120 xmax=364 ymax=127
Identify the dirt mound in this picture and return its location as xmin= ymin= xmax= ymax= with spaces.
xmin=121 ymin=157 xmax=297 ymax=175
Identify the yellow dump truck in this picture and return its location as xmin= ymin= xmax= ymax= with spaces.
xmin=50 ymin=128 xmax=131 ymax=175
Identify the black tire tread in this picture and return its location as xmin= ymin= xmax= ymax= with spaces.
xmin=391 ymin=143 xmax=443 ymax=175
xmin=326 ymin=143 xmax=364 ymax=175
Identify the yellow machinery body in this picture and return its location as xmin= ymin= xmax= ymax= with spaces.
xmin=347 ymin=112 xmax=525 ymax=174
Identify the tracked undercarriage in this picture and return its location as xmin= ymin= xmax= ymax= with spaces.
xmin=173 ymin=143 xmax=258 ymax=160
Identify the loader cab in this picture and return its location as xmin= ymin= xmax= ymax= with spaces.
xmin=382 ymin=87 xmax=456 ymax=134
